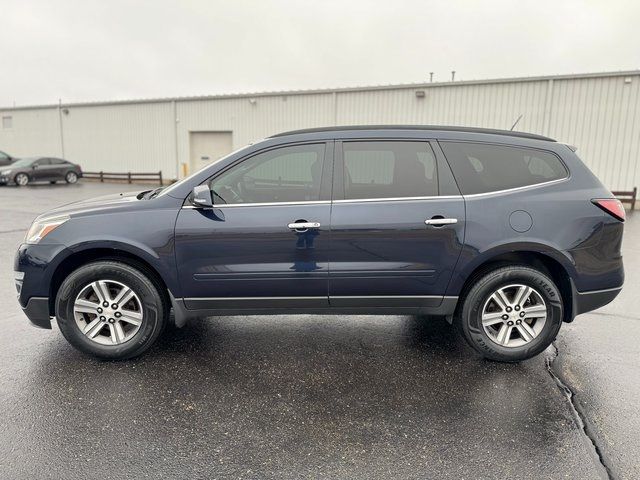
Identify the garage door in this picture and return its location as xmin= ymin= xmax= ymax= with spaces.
xmin=189 ymin=131 xmax=233 ymax=175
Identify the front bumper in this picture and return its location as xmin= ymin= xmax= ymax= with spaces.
xmin=22 ymin=297 xmax=52 ymax=329
xmin=15 ymin=242 xmax=71 ymax=329
xmin=0 ymin=175 xmax=9 ymax=184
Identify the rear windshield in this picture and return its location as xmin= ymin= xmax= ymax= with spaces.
xmin=440 ymin=142 xmax=568 ymax=195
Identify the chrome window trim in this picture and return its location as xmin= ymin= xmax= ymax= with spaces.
xmin=462 ymin=177 xmax=570 ymax=198
xmin=182 ymin=196 xmax=467 ymax=208
xmin=333 ymin=195 xmax=462 ymax=204
xmin=182 ymin=200 xmax=331 ymax=209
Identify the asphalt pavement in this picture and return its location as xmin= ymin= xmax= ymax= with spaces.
xmin=0 ymin=182 xmax=637 ymax=479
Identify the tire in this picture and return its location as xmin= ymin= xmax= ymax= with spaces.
xmin=14 ymin=172 xmax=29 ymax=186
xmin=49 ymin=181 xmax=56 ymax=184
xmin=55 ymin=260 xmax=168 ymax=359
xmin=65 ymin=171 xmax=78 ymax=184
xmin=456 ymin=265 xmax=563 ymax=362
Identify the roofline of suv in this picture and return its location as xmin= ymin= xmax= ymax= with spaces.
xmin=269 ymin=125 xmax=556 ymax=142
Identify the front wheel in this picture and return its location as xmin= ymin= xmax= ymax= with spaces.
xmin=65 ymin=171 xmax=78 ymax=184
xmin=456 ymin=266 xmax=563 ymax=362
xmin=55 ymin=261 xmax=168 ymax=359
xmin=14 ymin=173 xmax=29 ymax=186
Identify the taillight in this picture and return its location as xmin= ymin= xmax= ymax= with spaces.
xmin=592 ymin=199 xmax=626 ymax=222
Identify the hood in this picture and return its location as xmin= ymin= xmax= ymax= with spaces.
xmin=37 ymin=190 xmax=146 ymax=219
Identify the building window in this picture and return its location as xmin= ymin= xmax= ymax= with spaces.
xmin=2 ymin=116 xmax=12 ymax=129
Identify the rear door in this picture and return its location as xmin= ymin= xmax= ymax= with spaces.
xmin=329 ymin=139 xmax=465 ymax=309
xmin=49 ymin=158 xmax=69 ymax=179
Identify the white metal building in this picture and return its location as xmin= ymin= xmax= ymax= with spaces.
xmin=1 ymin=70 xmax=639 ymax=190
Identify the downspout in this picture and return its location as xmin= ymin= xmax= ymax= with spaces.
xmin=58 ymin=99 xmax=65 ymax=158
xmin=542 ymin=79 xmax=554 ymax=137
xmin=172 ymin=100 xmax=179 ymax=180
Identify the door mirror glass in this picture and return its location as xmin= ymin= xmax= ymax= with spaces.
xmin=191 ymin=185 xmax=213 ymax=208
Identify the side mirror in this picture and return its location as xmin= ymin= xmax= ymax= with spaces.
xmin=191 ymin=185 xmax=213 ymax=209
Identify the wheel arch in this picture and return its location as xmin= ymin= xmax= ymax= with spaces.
xmin=452 ymin=250 xmax=575 ymax=323
xmin=49 ymin=247 xmax=172 ymax=318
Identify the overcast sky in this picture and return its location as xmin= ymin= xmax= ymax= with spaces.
xmin=1 ymin=0 xmax=639 ymax=106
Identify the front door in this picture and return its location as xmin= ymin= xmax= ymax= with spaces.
xmin=329 ymin=140 xmax=465 ymax=308
xmin=32 ymin=158 xmax=54 ymax=181
xmin=175 ymin=142 xmax=333 ymax=310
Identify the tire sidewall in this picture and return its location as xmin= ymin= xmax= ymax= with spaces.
xmin=56 ymin=262 xmax=164 ymax=359
xmin=461 ymin=267 xmax=563 ymax=362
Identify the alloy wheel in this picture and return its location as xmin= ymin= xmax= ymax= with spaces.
xmin=66 ymin=172 xmax=78 ymax=183
xmin=481 ymin=284 xmax=547 ymax=348
xmin=15 ymin=173 xmax=28 ymax=186
xmin=73 ymin=280 xmax=144 ymax=345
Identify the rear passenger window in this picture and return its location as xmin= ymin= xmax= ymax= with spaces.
xmin=440 ymin=142 xmax=567 ymax=195
xmin=342 ymin=141 xmax=437 ymax=200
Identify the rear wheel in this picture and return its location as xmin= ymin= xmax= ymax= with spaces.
xmin=14 ymin=173 xmax=29 ymax=186
xmin=55 ymin=261 xmax=168 ymax=359
xmin=65 ymin=171 xmax=78 ymax=184
xmin=456 ymin=265 xmax=563 ymax=362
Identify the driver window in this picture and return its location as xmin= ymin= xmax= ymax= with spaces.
xmin=209 ymin=144 xmax=326 ymax=204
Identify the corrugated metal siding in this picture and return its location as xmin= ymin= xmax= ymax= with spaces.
xmin=1 ymin=72 xmax=639 ymax=190
xmin=0 ymin=108 xmax=61 ymax=158
xmin=61 ymin=102 xmax=175 ymax=175
xmin=547 ymin=75 xmax=640 ymax=190
xmin=175 ymin=93 xmax=335 ymax=163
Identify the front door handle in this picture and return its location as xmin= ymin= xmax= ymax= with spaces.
xmin=288 ymin=221 xmax=321 ymax=231
xmin=425 ymin=218 xmax=458 ymax=226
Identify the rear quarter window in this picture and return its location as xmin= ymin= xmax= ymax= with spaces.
xmin=440 ymin=142 xmax=568 ymax=195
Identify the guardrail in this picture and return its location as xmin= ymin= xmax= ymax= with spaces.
xmin=83 ymin=171 xmax=163 ymax=186
xmin=613 ymin=187 xmax=637 ymax=210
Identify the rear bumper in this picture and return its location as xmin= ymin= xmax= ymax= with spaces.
xmin=22 ymin=296 xmax=52 ymax=329
xmin=572 ymin=284 xmax=622 ymax=318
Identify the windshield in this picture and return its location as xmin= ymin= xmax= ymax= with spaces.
xmin=158 ymin=144 xmax=253 ymax=198
xmin=7 ymin=158 xmax=36 ymax=167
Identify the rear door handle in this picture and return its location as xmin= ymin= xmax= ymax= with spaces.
xmin=288 ymin=222 xmax=321 ymax=231
xmin=425 ymin=218 xmax=458 ymax=226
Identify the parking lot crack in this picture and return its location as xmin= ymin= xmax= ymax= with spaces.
xmin=546 ymin=342 xmax=616 ymax=480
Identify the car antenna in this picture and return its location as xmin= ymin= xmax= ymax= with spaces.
xmin=510 ymin=114 xmax=523 ymax=131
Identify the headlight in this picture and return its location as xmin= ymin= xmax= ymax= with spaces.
xmin=25 ymin=215 xmax=69 ymax=244
xmin=0 ymin=170 xmax=10 ymax=175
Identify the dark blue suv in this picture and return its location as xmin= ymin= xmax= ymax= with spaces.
xmin=15 ymin=126 xmax=624 ymax=362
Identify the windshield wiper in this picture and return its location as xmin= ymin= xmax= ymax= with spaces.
xmin=136 ymin=190 xmax=153 ymax=199
xmin=148 ymin=187 xmax=164 ymax=199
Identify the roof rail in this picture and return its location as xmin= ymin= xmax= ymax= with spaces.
xmin=269 ymin=125 xmax=556 ymax=142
